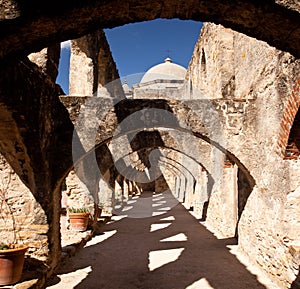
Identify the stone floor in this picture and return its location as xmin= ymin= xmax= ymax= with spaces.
xmin=44 ymin=193 xmax=279 ymax=289
xmin=0 ymin=192 xmax=281 ymax=289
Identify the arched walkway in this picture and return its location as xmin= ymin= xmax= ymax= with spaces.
xmin=0 ymin=2 xmax=299 ymax=287
xmin=46 ymin=200 xmax=276 ymax=289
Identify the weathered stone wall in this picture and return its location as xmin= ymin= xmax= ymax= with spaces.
xmin=187 ymin=22 xmax=300 ymax=288
xmin=28 ymin=44 xmax=61 ymax=84
xmin=1 ymin=0 xmax=300 ymax=62
xmin=64 ymin=170 xmax=95 ymax=213
xmin=206 ymin=163 xmax=238 ymax=238
xmin=0 ymin=155 xmax=48 ymax=260
xmin=187 ymin=23 xmax=279 ymax=101
xmin=0 ymin=55 xmax=74 ymax=277
xmin=0 ymin=28 xmax=121 ymax=278
xmin=69 ymin=30 xmax=123 ymax=97
xmin=0 ymin=2 xmax=299 ymax=288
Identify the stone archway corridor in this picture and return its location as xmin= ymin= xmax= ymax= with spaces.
xmin=1 ymin=2 xmax=300 ymax=287
xmin=45 ymin=191 xmax=277 ymax=289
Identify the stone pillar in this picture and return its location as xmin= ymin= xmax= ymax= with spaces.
xmin=193 ymin=169 xmax=208 ymax=217
xmin=69 ymin=39 xmax=94 ymax=96
xmin=123 ymin=179 xmax=129 ymax=202
xmin=178 ymin=175 xmax=186 ymax=203
xmin=160 ymin=165 xmax=177 ymax=196
xmin=69 ymin=30 xmax=123 ymax=97
xmin=128 ymin=181 xmax=133 ymax=195
xmin=0 ymin=155 xmax=49 ymax=260
xmin=206 ymin=163 xmax=238 ymax=237
xmin=65 ymin=170 xmax=95 ymax=212
xmin=98 ymin=174 xmax=114 ymax=214
xmin=183 ymin=173 xmax=195 ymax=209
xmin=175 ymin=176 xmax=180 ymax=198
xmin=114 ymin=178 xmax=123 ymax=207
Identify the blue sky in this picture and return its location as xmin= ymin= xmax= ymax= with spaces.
xmin=57 ymin=19 xmax=202 ymax=94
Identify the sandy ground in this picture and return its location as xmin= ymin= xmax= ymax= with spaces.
xmin=45 ymin=193 xmax=279 ymax=289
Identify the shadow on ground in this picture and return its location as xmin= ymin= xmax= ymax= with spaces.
xmin=46 ymin=196 xmax=267 ymax=289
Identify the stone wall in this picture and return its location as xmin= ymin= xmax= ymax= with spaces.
xmin=206 ymin=163 xmax=238 ymax=238
xmin=0 ymin=1 xmax=299 ymax=288
xmin=1 ymin=0 xmax=300 ymax=62
xmin=69 ymin=30 xmax=123 ymax=98
xmin=0 ymin=27 xmax=121 ymax=280
xmin=28 ymin=44 xmax=61 ymax=83
xmin=64 ymin=170 xmax=95 ymax=213
xmin=0 ymin=155 xmax=48 ymax=260
xmin=60 ymin=21 xmax=300 ymax=286
xmin=187 ymin=22 xmax=300 ymax=288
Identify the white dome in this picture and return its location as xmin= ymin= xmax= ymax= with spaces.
xmin=140 ymin=58 xmax=186 ymax=83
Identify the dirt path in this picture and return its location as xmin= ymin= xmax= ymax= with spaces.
xmin=45 ymin=194 xmax=278 ymax=289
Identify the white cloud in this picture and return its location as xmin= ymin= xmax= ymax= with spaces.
xmin=61 ymin=40 xmax=71 ymax=50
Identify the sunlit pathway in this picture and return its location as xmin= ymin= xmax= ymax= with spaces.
xmin=46 ymin=194 xmax=278 ymax=289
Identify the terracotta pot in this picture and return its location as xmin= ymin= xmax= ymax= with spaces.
xmin=68 ymin=212 xmax=90 ymax=231
xmin=0 ymin=245 xmax=28 ymax=285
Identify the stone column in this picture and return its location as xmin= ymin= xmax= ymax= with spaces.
xmin=193 ymin=169 xmax=208 ymax=217
xmin=69 ymin=30 xmax=123 ymax=97
xmin=123 ymin=179 xmax=129 ymax=202
xmin=178 ymin=175 xmax=186 ymax=203
xmin=206 ymin=163 xmax=238 ymax=237
xmin=114 ymin=178 xmax=123 ymax=207
xmin=183 ymin=173 xmax=195 ymax=209
xmin=98 ymin=173 xmax=114 ymax=214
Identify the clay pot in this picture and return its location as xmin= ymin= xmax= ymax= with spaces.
xmin=0 ymin=245 xmax=28 ymax=285
xmin=68 ymin=212 xmax=90 ymax=231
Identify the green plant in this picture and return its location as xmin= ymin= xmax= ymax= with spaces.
xmin=0 ymin=243 xmax=10 ymax=250
xmin=67 ymin=207 xmax=89 ymax=213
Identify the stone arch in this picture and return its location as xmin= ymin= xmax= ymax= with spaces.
xmin=73 ymin=116 xmax=256 ymax=232
xmin=70 ymin=97 xmax=225 ymax=160
xmin=113 ymin=148 xmax=199 ymax=204
xmin=94 ymin=142 xmax=208 ymax=185
xmin=66 ymin=95 xmax=257 ymax=237
xmin=276 ymin=79 xmax=300 ymax=159
xmin=1 ymin=3 xmax=300 ymax=285
xmin=72 ymin=129 xmax=255 ymax=241
xmin=69 ymin=96 xmax=256 ymax=187
xmin=83 ymin=140 xmax=209 ymax=215
xmin=1 ymin=1 xmax=300 ymax=61
xmin=0 ymin=59 xmax=74 ymax=272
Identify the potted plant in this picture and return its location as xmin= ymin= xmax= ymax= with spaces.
xmin=67 ymin=207 xmax=90 ymax=231
xmin=0 ymin=243 xmax=28 ymax=285
xmin=0 ymin=174 xmax=28 ymax=286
